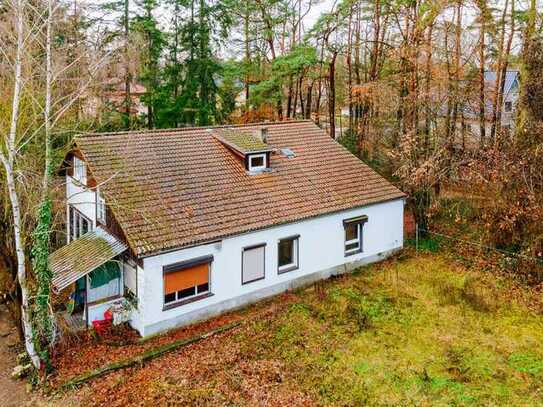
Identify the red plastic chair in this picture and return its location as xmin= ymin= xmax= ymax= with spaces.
xmin=92 ymin=308 xmax=113 ymax=334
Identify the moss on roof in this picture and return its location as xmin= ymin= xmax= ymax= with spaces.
xmin=50 ymin=227 xmax=127 ymax=291
xmin=74 ymin=121 xmax=406 ymax=257
xmin=214 ymin=129 xmax=272 ymax=154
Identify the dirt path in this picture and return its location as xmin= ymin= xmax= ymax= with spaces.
xmin=0 ymin=304 xmax=35 ymax=406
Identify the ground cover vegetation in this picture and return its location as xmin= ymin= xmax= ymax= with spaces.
xmin=46 ymin=253 xmax=543 ymax=406
xmin=1 ymin=0 xmax=543 ymax=384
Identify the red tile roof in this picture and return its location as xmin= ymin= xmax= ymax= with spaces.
xmin=75 ymin=120 xmax=405 ymax=257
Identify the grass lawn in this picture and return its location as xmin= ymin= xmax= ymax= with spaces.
xmin=55 ymin=252 xmax=543 ymax=406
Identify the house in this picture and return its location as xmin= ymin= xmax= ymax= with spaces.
xmin=484 ymin=70 xmax=520 ymax=131
xmin=50 ymin=120 xmax=405 ymax=337
xmin=82 ymin=79 xmax=147 ymax=120
xmin=459 ymin=71 xmax=520 ymax=142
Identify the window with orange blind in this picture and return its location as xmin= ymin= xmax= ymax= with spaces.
xmin=163 ymin=256 xmax=212 ymax=305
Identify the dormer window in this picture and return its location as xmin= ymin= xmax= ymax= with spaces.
xmin=213 ymin=128 xmax=273 ymax=174
xmin=248 ymin=153 xmax=267 ymax=172
xmin=73 ymin=156 xmax=87 ymax=185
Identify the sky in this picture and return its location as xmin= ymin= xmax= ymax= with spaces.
xmin=304 ymin=0 xmax=336 ymax=28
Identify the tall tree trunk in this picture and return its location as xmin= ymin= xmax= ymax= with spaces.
xmin=244 ymin=1 xmax=250 ymax=111
xmin=305 ymin=80 xmax=313 ymax=119
xmin=315 ymin=41 xmax=325 ymax=125
xmin=444 ymin=24 xmax=452 ymax=141
xmin=490 ymin=0 xmax=509 ymax=140
xmin=292 ymin=72 xmax=304 ymax=117
xmin=2 ymin=162 xmax=39 ymax=368
xmin=328 ymin=51 xmax=338 ymax=138
xmin=396 ymin=16 xmax=410 ymax=141
xmin=451 ymin=1 xmax=462 ymax=147
xmin=30 ymin=0 xmax=56 ymax=367
xmin=495 ymin=0 xmax=515 ymax=137
xmin=369 ymin=0 xmax=381 ymax=82
xmin=346 ymin=4 xmax=353 ymax=131
xmin=123 ymin=0 xmax=131 ymax=130
xmin=424 ymin=23 xmax=434 ymax=152
xmin=286 ymin=77 xmax=293 ymax=118
xmin=0 ymin=0 xmax=39 ymax=369
xmin=353 ymin=3 xmax=361 ymax=130
xmin=172 ymin=0 xmax=180 ymax=127
xmin=478 ymin=9 xmax=486 ymax=145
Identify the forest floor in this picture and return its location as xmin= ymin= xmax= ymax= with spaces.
xmin=0 ymin=304 xmax=37 ymax=406
xmin=45 ymin=250 xmax=543 ymax=406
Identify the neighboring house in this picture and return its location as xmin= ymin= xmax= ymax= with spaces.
xmin=484 ymin=70 xmax=520 ymax=131
xmin=461 ymin=71 xmax=520 ymax=140
xmin=82 ymin=79 xmax=147 ymax=119
xmin=50 ymin=120 xmax=405 ymax=337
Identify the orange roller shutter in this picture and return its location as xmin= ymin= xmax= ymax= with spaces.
xmin=164 ymin=263 xmax=209 ymax=294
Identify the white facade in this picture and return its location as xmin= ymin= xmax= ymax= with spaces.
xmin=64 ymin=165 xmax=404 ymax=336
xmin=135 ymin=198 xmax=404 ymax=336
xmin=66 ymin=175 xmax=97 ymax=230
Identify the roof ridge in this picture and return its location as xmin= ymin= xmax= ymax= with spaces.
xmin=76 ymin=119 xmax=312 ymax=138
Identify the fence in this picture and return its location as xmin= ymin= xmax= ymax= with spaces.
xmin=413 ymin=223 xmax=543 ymax=284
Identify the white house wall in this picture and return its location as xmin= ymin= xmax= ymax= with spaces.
xmin=501 ymin=91 xmax=519 ymax=127
xmin=127 ymin=264 xmax=146 ymax=333
xmin=138 ymin=198 xmax=404 ymax=337
xmin=87 ymin=297 xmax=121 ymax=324
xmin=66 ymin=175 xmax=97 ymax=226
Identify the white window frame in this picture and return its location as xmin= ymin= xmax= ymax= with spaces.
xmin=73 ymin=156 xmax=87 ymax=185
xmin=248 ymin=153 xmax=267 ymax=172
xmin=97 ymin=192 xmax=106 ymax=224
xmin=504 ymin=101 xmax=513 ymax=113
xmin=345 ymin=223 xmax=361 ymax=255
xmin=162 ymin=257 xmax=213 ymax=308
xmin=343 ymin=216 xmax=367 ymax=256
xmin=69 ymin=205 xmax=92 ymax=242
xmin=164 ymin=279 xmax=210 ymax=305
xmin=277 ymin=235 xmax=299 ymax=274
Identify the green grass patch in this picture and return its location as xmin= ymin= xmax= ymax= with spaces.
xmin=244 ymin=255 xmax=543 ymax=406
xmin=406 ymin=236 xmax=442 ymax=252
xmin=508 ymin=353 xmax=543 ymax=376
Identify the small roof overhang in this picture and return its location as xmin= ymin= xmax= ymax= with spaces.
xmin=49 ymin=227 xmax=127 ymax=293
xmin=212 ymin=129 xmax=274 ymax=156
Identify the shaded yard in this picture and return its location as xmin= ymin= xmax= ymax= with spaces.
xmin=51 ymin=252 xmax=543 ymax=406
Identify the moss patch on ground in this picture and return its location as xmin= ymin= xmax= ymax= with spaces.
xmin=236 ymin=254 xmax=543 ymax=406
xmin=56 ymin=253 xmax=543 ymax=406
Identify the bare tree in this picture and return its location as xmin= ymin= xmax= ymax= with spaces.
xmin=0 ymin=0 xmax=40 ymax=368
xmin=1 ymin=0 xmax=111 ymax=368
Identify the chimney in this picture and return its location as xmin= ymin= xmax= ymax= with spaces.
xmin=255 ymin=127 xmax=268 ymax=143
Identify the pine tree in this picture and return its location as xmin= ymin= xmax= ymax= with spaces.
xmin=179 ymin=0 xmax=231 ymax=126
xmin=133 ymin=0 xmax=164 ymax=129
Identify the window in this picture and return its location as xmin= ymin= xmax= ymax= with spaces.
xmin=248 ymin=154 xmax=267 ymax=172
xmin=163 ymin=256 xmax=212 ymax=307
xmin=504 ymin=101 xmax=513 ymax=113
xmin=343 ymin=216 xmax=368 ymax=256
xmin=242 ymin=244 xmax=265 ymax=284
xmin=73 ymin=156 xmax=87 ymax=185
xmin=69 ymin=206 xmax=92 ymax=242
xmin=97 ymin=193 xmax=106 ymax=224
xmin=278 ymin=235 xmax=299 ymax=273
